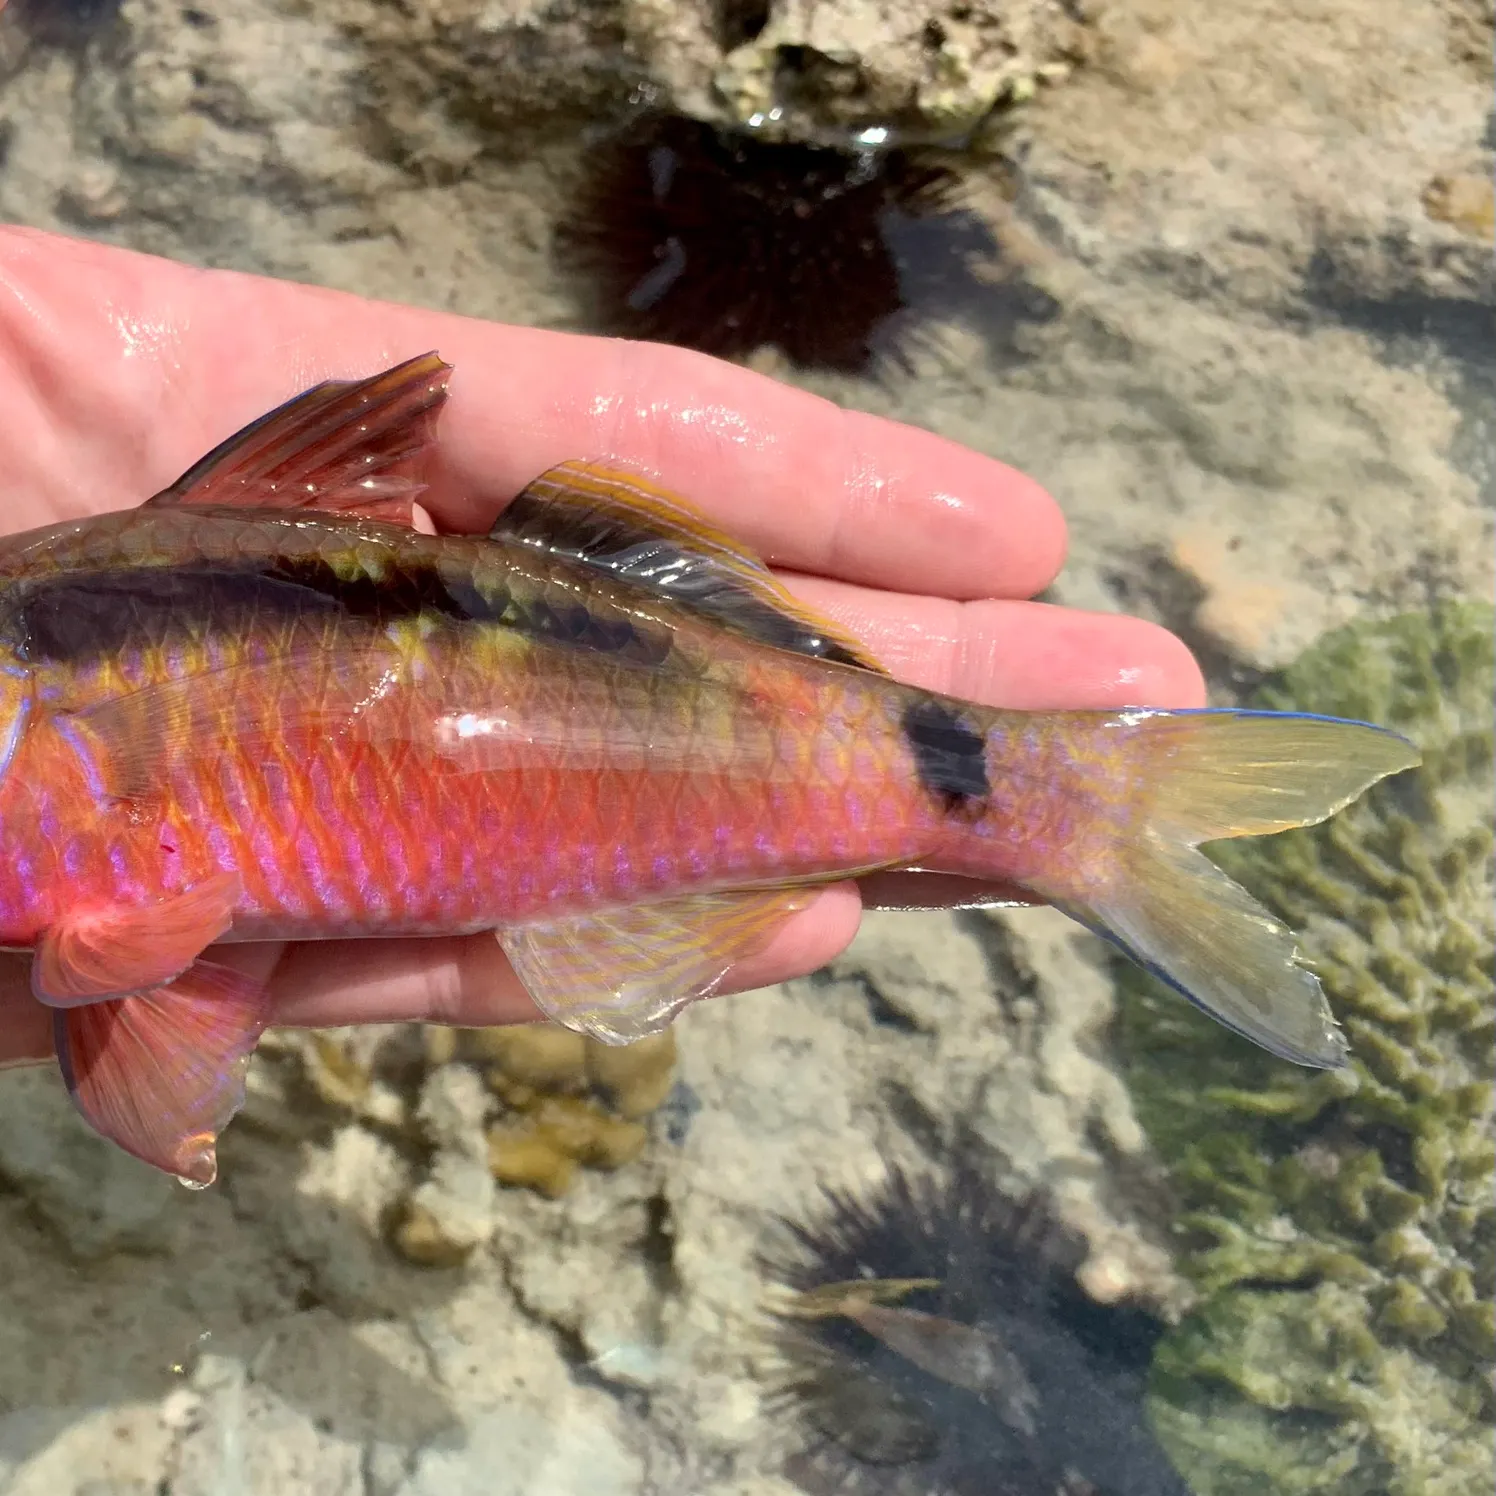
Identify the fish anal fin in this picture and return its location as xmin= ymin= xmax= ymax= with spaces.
xmin=148 ymin=352 xmax=452 ymax=523
xmin=495 ymin=460 xmax=887 ymax=674
xmin=496 ymin=889 xmax=817 ymax=1044
xmin=33 ymin=872 xmax=243 ymax=1006
xmin=53 ymin=959 xmax=270 ymax=1185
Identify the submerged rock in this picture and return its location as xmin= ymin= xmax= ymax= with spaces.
xmin=351 ymin=0 xmax=1094 ymax=145
xmin=0 ymin=1064 xmax=180 ymax=1258
xmin=1116 ymin=600 xmax=1495 ymax=1496
xmin=704 ymin=0 xmax=1095 ymax=139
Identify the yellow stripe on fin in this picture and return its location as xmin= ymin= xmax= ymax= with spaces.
xmin=496 ymin=889 xmax=816 ymax=1045
xmin=494 ymin=460 xmax=888 ymax=674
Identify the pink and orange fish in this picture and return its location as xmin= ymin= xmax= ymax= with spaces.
xmin=0 ymin=354 xmax=1418 ymax=1183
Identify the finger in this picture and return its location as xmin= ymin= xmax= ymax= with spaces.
xmin=856 ymin=872 xmax=1042 ymax=912
xmin=781 ymin=577 xmax=1209 ymax=708
xmin=261 ymin=886 xmax=859 ymax=1030
xmin=0 ymin=228 xmax=1065 ymax=599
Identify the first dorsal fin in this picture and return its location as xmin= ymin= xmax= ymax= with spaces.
xmin=493 ymin=460 xmax=888 ymax=673
xmin=148 ymin=352 xmax=452 ymax=525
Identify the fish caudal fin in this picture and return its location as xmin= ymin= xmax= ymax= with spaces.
xmin=1059 ymin=710 xmax=1420 ymax=1068
xmin=53 ymin=959 xmax=269 ymax=1186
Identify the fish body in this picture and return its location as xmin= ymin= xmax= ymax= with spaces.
xmin=0 ymin=354 xmax=1420 ymax=1182
xmin=0 ymin=507 xmax=1151 ymax=939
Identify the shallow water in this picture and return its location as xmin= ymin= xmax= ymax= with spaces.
xmin=1 ymin=3 xmax=1493 ymax=1494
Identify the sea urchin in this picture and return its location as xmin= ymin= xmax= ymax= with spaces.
xmin=554 ymin=111 xmax=997 ymax=375
xmin=761 ymin=1145 xmax=1192 ymax=1496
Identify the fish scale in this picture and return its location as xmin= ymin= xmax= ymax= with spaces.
xmin=0 ymin=645 xmax=932 ymax=940
xmin=0 ymin=351 xmax=1420 ymax=1183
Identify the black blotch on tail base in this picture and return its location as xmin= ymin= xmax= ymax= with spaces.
xmin=555 ymin=111 xmax=994 ymax=376
xmin=901 ymin=697 xmax=989 ymax=813
xmin=761 ymin=1144 xmax=1192 ymax=1496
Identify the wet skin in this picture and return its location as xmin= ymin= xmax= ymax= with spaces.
xmin=0 ymin=226 xmax=1205 ymax=1065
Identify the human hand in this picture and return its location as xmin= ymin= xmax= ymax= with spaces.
xmin=0 ymin=226 xmax=1204 ymax=1065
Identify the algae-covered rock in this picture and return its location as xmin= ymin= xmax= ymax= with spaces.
xmin=1117 ymin=600 xmax=1495 ymax=1496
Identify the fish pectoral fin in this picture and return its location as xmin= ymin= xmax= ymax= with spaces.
xmin=147 ymin=352 xmax=452 ymax=524
xmin=33 ymin=873 xmax=242 ymax=1006
xmin=52 ymin=957 xmax=270 ymax=1186
xmin=496 ymin=889 xmax=817 ymax=1045
xmin=493 ymin=460 xmax=888 ymax=674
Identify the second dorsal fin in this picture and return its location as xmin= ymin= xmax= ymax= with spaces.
xmin=492 ymin=460 xmax=888 ymax=673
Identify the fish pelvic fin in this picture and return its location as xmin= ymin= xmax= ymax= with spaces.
xmin=53 ymin=958 xmax=269 ymax=1186
xmin=1050 ymin=709 xmax=1420 ymax=1068
xmin=148 ymin=352 xmax=452 ymax=523
xmin=497 ymin=888 xmax=817 ymax=1045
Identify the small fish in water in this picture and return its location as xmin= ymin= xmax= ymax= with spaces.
xmin=782 ymin=1280 xmax=1040 ymax=1436
xmin=0 ymin=354 xmax=1418 ymax=1182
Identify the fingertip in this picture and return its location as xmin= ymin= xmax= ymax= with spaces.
xmin=0 ymin=954 xmax=53 ymax=1067
xmin=946 ymin=601 xmax=1209 ymax=710
xmin=1063 ymin=609 xmax=1208 ymax=710
xmin=833 ymin=409 xmax=1069 ymax=601
xmin=993 ymin=467 xmax=1069 ymax=599
xmin=1109 ymin=614 xmax=1209 ymax=709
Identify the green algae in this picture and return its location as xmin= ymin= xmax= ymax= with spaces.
xmin=1116 ymin=600 xmax=1495 ymax=1496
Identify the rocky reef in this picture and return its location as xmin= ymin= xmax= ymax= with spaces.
xmin=238 ymin=1020 xmax=681 ymax=1271
xmin=346 ymin=0 xmax=1096 ymax=146
xmin=1117 ymin=600 xmax=1496 ymax=1496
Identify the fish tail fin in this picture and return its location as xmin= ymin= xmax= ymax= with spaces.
xmin=1055 ymin=710 xmax=1420 ymax=1068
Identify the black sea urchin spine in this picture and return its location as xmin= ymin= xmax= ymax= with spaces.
xmin=554 ymin=111 xmax=973 ymax=375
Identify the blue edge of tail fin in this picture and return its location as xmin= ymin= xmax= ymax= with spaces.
xmin=1127 ymin=705 xmax=1417 ymax=737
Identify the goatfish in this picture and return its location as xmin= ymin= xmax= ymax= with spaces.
xmin=0 ymin=354 xmax=1418 ymax=1185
